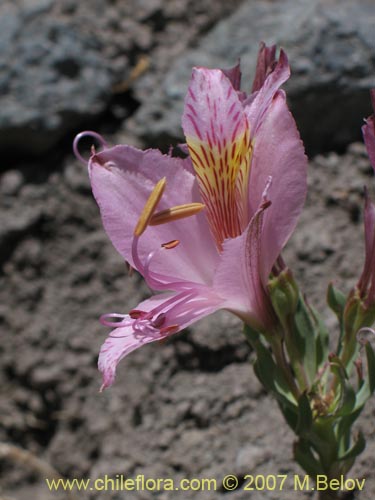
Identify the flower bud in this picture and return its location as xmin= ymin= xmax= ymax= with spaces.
xmin=268 ymin=268 xmax=299 ymax=327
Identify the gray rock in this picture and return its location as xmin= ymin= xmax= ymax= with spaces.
xmin=0 ymin=1 xmax=124 ymax=156
xmin=0 ymin=170 xmax=24 ymax=196
xmin=0 ymin=0 xmax=244 ymax=157
xmin=127 ymin=0 xmax=375 ymax=153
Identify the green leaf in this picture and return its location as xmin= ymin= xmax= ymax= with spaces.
xmin=337 ymin=410 xmax=362 ymax=456
xmin=327 ymin=283 xmax=346 ymax=323
xmin=278 ymin=402 xmax=299 ymax=432
xmin=310 ymin=306 xmax=330 ymax=369
xmin=253 ymin=354 xmax=275 ymax=394
xmin=296 ymin=392 xmax=313 ymax=436
xmin=345 ymin=343 xmax=375 ymax=413
xmin=243 ymin=323 xmax=260 ymax=346
xmin=291 ymin=296 xmax=317 ymax=384
xmin=336 ymin=383 xmax=356 ymax=417
xmin=294 ymin=439 xmax=324 ymax=476
xmin=253 ymin=345 xmax=297 ymax=411
xmin=329 ymin=356 xmax=356 ymax=416
xmin=353 ymin=382 xmax=371 ymax=412
xmin=365 ymin=342 xmax=375 ymax=394
xmin=338 ymin=431 xmax=366 ymax=462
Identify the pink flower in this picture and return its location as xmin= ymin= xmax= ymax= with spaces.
xmin=362 ymin=89 xmax=375 ymax=171
xmin=358 ymin=91 xmax=375 ymax=304
xmin=78 ymin=44 xmax=307 ymax=389
xmin=357 ymin=188 xmax=375 ymax=304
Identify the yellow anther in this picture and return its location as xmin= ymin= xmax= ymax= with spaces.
xmin=134 ymin=177 xmax=167 ymax=237
xmin=149 ymin=203 xmax=205 ymax=226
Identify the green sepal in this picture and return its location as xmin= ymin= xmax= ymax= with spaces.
xmin=296 ymin=392 xmax=313 ymax=436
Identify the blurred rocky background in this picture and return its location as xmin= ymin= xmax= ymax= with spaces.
xmin=1 ymin=0 xmax=375 ymax=499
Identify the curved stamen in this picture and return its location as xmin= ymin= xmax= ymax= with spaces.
xmin=356 ymin=327 xmax=375 ymax=346
xmin=144 ymin=290 xmax=198 ymax=320
xmin=144 ymin=245 xmax=208 ymax=291
xmin=131 ymin=234 xmax=204 ymax=292
xmin=100 ymin=313 xmax=132 ymax=328
xmin=73 ymin=131 xmax=108 ymax=164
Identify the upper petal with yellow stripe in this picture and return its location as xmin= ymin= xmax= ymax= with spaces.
xmin=182 ymin=68 xmax=252 ymax=250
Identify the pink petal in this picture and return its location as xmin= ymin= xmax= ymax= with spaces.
xmin=251 ymin=42 xmax=277 ymax=93
xmin=358 ymin=188 xmax=375 ymax=295
xmin=362 ymin=90 xmax=375 ymax=171
xmin=248 ymin=91 xmax=307 ymax=280
xmin=221 ymin=62 xmax=242 ymax=91
xmin=245 ymin=48 xmax=290 ymax=136
xmin=363 ymin=116 xmax=375 ymax=170
xmin=89 ymin=145 xmax=218 ymax=285
xmin=182 ymin=67 xmax=251 ymax=247
xmin=98 ymin=291 xmax=224 ymax=389
xmin=364 ymin=188 xmax=375 ymax=258
xmin=213 ymin=197 xmax=275 ymax=331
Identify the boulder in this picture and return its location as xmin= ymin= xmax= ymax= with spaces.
xmin=127 ymin=0 xmax=375 ymax=154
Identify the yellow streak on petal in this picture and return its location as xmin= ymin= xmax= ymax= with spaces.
xmin=186 ymin=128 xmax=251 ymax=249
xmin=149 ymin=203 xmax=205 ymax=226
xmin=134 ymin=177 xmax=166 ymax=236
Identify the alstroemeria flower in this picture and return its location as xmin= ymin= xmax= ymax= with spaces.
xmin=362 ymin=89 xmax=375 ymax=171
xmin=357 ymin=188 xmax=375 ymax=305
xmin=77 ymin=44 xmax=307 ymax=389
xmin=358 ymin=91 xmax=375 ymax=304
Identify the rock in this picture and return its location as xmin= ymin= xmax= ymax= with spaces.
xmin=0 ymin=0 xmax=243 ymax=158
xmin=127 ymin=0 xmax=375 ymax=154
xmin=0 ymin=205 xmax=42 ymax=263
xmin=0 ymin=170 xmax=24 ymax=196
xmin=0 ymin=1 xmax=121 ymax=156
xmin=235 ymin=445 xmax=271 ymax=476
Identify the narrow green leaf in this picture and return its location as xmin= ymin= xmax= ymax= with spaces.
xmin=365 ymin=342 xmax=375 ymax=394
xmin=329 ymin=356 xmax=356 ymax=416
xmin=278 ymin=402 xmax=299 ymax=432
xmin=291 ymin=296 xmax=317 ymax=384
xmin=337 ymin=410 xmax=362 ymax=456
xmin=294 ymin=439 xmax=324 ymax=476
xmin=347 ymin=343 xmax=375 ymax=412
xmin=327 ymin=283 xmax=346 ymax=321
xmin=310 ymin=306 xmax=330 ymax=369
xmin=338 ymin=431 xmax=366 ymax=462
xmin=335 ymin=382 xmax=356 ymax=417
xmin=296 ymin=392 xmax=313 ymax=436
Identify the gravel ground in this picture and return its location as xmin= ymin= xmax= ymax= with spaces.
xmin=1 ymin=1 xmax=374 ymax=500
